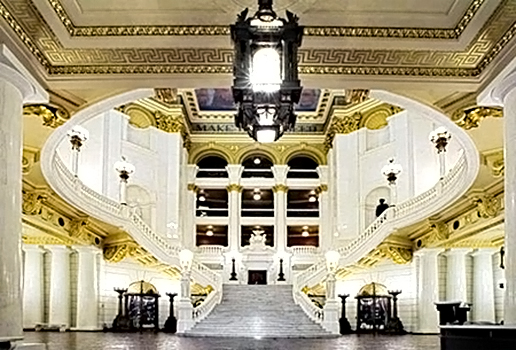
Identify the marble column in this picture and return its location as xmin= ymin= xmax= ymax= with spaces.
xmin=273 ymin=185 xmax=288 ymax=253
xmin=184 ymin=184 xmax=198 ymax=249
xmin=22 ymin=245 xmax=45 ymax=329
xmin=472 ymin=249 xmax=496 ymax=322
xmin=45 ymin=246 xmax=71 ymax=329
xmin=74 ymin=246 xmax=100 ymax=330
xmin=445 ymin=249 xmax=471 ymax=302
xmin=0 ymin=45 xmax=47 ymax=343
xmin=416 ymin=249 xmax=443 ymax=333
xmin=227 ymin=184 xmax=243 ymax=252
xmin=503 ymin=87 xmax=516 ymax=324
xmin=318 ymin=185 xmax=330 ymax=250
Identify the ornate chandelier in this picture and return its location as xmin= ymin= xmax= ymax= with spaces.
xmin=231 ymin=0 xmax=304 ymax=143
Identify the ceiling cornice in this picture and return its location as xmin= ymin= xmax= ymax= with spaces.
xmin=0 ymin=0 xmax=515 ymax=78
xmin=47 ymin=0 xmax=484 ymax=39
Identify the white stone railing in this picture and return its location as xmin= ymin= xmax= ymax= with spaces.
xmin=289 ymin=246 xmax=320 ymax=256
xmin=192 ymin=290 xmax=222 ymax=323
xmin=196 ymin=245 xmax=227 ymax=256
xmin=294 ymin=291 xmax=324 ymax=324
xmin=51 ymin=152 xmax=222 ymax=303
xmin=293 ymin=151 xmax=472 ymax=325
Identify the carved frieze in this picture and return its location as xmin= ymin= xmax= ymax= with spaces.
xmin=451 ymin=106 xmax=503 ymax=130
xmin=23 ymin=105 xmax=70 ymax=128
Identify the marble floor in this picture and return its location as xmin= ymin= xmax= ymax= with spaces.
xmin=22 ymin=332 xmax=440 ymax=350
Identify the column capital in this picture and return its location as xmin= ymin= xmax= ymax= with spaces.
xmin=72 ymin=245 xmax=102 ymax=255
xmin=445 ymin=248 xmax=473 ymax=257
xmin=316 ymin=165 xmax=329 ymax=183
xmin=272 ymin=184 xmax=289 ymax=193
xmin=185 ymin=165 xmax=198 ymax=183
xmin=22 ymin=245 xmax=44 ymax=253
xmin=316 ymin=184 xmax=328 ymax=193
xmin=226 ymin=164 xmax=243 ymax=183
xmin=471 ymin=248 xmax=498 ymax=257
xmin=272 ymin=165 xmax=289 ymax=184
xmin=0 ymin=45 xmax=47 ymax=103
xmin=43 ymin=245 xmax=71 ymax=254
xmin=414 ymin=248 xmax=445 ymax=258
xmin=187 ymin=183 xmax=199 ymax=193
xmin=226 ymin=184 xmax=243 ymax=192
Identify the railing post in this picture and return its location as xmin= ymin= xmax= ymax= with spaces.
xmin=322 ymin=272 xmax=340 ymax=334
xmin=176 ymin=271 xmax=194 ymax=333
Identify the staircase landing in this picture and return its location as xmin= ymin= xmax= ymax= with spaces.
xmin=185 ymin=285 xmax=335 ymax=338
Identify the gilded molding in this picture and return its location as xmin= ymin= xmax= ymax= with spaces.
xmin=154 ymin=88 xmax=179 ymax=105
xmin=380 ymin=245 xmax=413 ymax=265
xmin=22 ymin=235 xmax=70 ymax=245
xmin=482 ymin=149 xmax=504 ymax=178
xmin=103 ymin=243 xmax=136 ymax=263
xmin=47 ymin=0 xmax=484 ymax=39
xmin=472 ymin=194 xmax=501 ymax=219
xmin=22 ymin=190 xmax=47 ymax=215
xmin=22 ymin=147 xmax=41 ymax=175
xmin=429 ymin=221 xmax=450 ymax=241
xmin=187 ymin=183 xmax=199 ymax=193
xmin=23 ymin=105 xmax=70 ymax=128
xmin=272 ymin=184 xmax=289 ymax=193
xmin=226 ymin=184 xmax=243 ymax=192
xmin=0 ymin=0 xmax=513 ymax=77
xmin=316 ymin=184 xmax=328 ymax=193
xmin=451 ymin=106 xmax=503 ymax=130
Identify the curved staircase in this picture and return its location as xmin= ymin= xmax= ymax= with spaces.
xmin=185 ymin=285 xmax=334 ymax=338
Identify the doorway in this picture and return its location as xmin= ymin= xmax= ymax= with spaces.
xmin=248 ymin=270 xmax=267 ymax=285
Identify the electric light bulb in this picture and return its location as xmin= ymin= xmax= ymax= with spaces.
xmin=256 ymin=129 xmax=277 ymax=143
xmin=309 ymin=195 xmax=317 ymax=202
xmin=251 ymin=48 xmax=281 ymax=92
xmin=198 ymin=195 xmax=206 ymax=202
xmin=253 ymin=193 xmax=261 ymax=201
xmin=206 ymin=230 xmax=214 ymax=236
xmin=302 ymin=231 xmax=309 ymax=237
xmin=254 ymin=157 xmax=261 ymax=165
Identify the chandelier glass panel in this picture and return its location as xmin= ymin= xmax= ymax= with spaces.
xmin=231 ymin=0 xmax=304 ymax=143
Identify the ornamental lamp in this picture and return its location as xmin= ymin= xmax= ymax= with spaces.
xmin=382 ymin=158 xmax=402 ymax=186
xmin=231 ymin=0 xmax=304 ymax=143
xmin=67 ymin=125 xmax=89 ymax=151
xmin=429 ymin=126 xmax=451 ymax=153
xmin=114 ymin=156 xmax=135 ymax=182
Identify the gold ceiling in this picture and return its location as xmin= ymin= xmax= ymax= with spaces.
xmin=1 ymin=0 xmax=515 ymax=77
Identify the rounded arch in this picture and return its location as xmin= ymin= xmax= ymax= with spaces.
xmin=282 ymin=145 xmax=327 ymax=165
xmin=235 ymin=145 xmax=280 ymax=165
xmin=189 ymin=146 xmax=233 ymax=165
xmin=363 ymin=186 xmax=391 ymax=229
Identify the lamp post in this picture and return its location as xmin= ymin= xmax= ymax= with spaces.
xmin=429 ymin=126 xmax=451 ymax=179
xmin=114 ymin=157 xmax=135 ymax=205
xmin=66 ymin=125 xmax=89 ymax=176
xmin=177 ymin=249 xmax=194 ymax=333
xmin=229 ymin=258 xmax=238 ymax=281
xmin=164 ymin=293 xmax=177 ymax=333
xmin=277 ymin=258 xmax=286 ymax=282
xmin=382 ymin=158 xmax=402 ymax=205
xmin=338 ymin=294 xmax=352 ymax=334
xmin=231 ymin=0 xmax=304 ymax=143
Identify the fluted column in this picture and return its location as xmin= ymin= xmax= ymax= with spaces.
xmin=227 ymin=184 xmax=243 ymax=252
xmin=45 ymin=246 xmax=71 ymax=329
xmin=445 ymin=249 xmax=471 ymax=302
xmin=0 ymin=45 xmax=47 ymax=344
xmin=22 ymin=245 xmax=45 ymax=329
xmin=184 ymin=183 xmax=198 ymax=249
xmin=74 ymin=246 xmax=101 ymax=330
xmin=273 ymin=184 xmax=288 ymax=253
xmin=416 ymin=249 xmax=443 ymax=333
xmin=472 ymin=249 xmax=496 ymax=322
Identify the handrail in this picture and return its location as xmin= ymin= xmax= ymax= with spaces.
xmin=192 ymin=290 xmax=222 ymax=323
xmin=294 ymin=291 xmax=323 ymax=324
xmin=293 ymin=151 xmax=472 ymax=322
xmin=52 ymin=152 xmax=222 ymax=293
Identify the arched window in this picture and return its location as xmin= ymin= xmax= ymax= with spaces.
xmin=287 ymin=156 xmax=319 ymax=178
xmin=197 ymin=155 xmax=228 ymax=178
xmin=242 ymin=155 xmax=274 ymax=178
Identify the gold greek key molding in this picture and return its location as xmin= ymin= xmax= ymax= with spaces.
xmin=23 ymin=105 xmax=70 ymax=128
xmin=47 ymin=0 xmax=484 ymax=40
xmin=272 ymin=184 xmax=289 ymax=193
xmin=226 ymin=184 xmax=243 ymax=192
xmin=451 ymin=106 xmax=503 ymax=130
xmin=0 ymin=0 xmax=513 ymax=77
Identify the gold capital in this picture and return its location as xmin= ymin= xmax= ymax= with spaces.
xmin=316 ymin=184 xmax=328 ymax=193
xmin=272 ymin=184 xmax=289 ymax=193
xmin=187 ymin=183 xmax=199 ymax=193
xmin=226 ymin=184 xmax=243 ymax=192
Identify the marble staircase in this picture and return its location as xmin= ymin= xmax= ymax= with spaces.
xmin=185 ymin=285 xmax=335 ymax=338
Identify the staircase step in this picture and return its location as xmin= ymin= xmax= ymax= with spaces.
xmin=186 ymin=284 xmax=335 ymax=338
